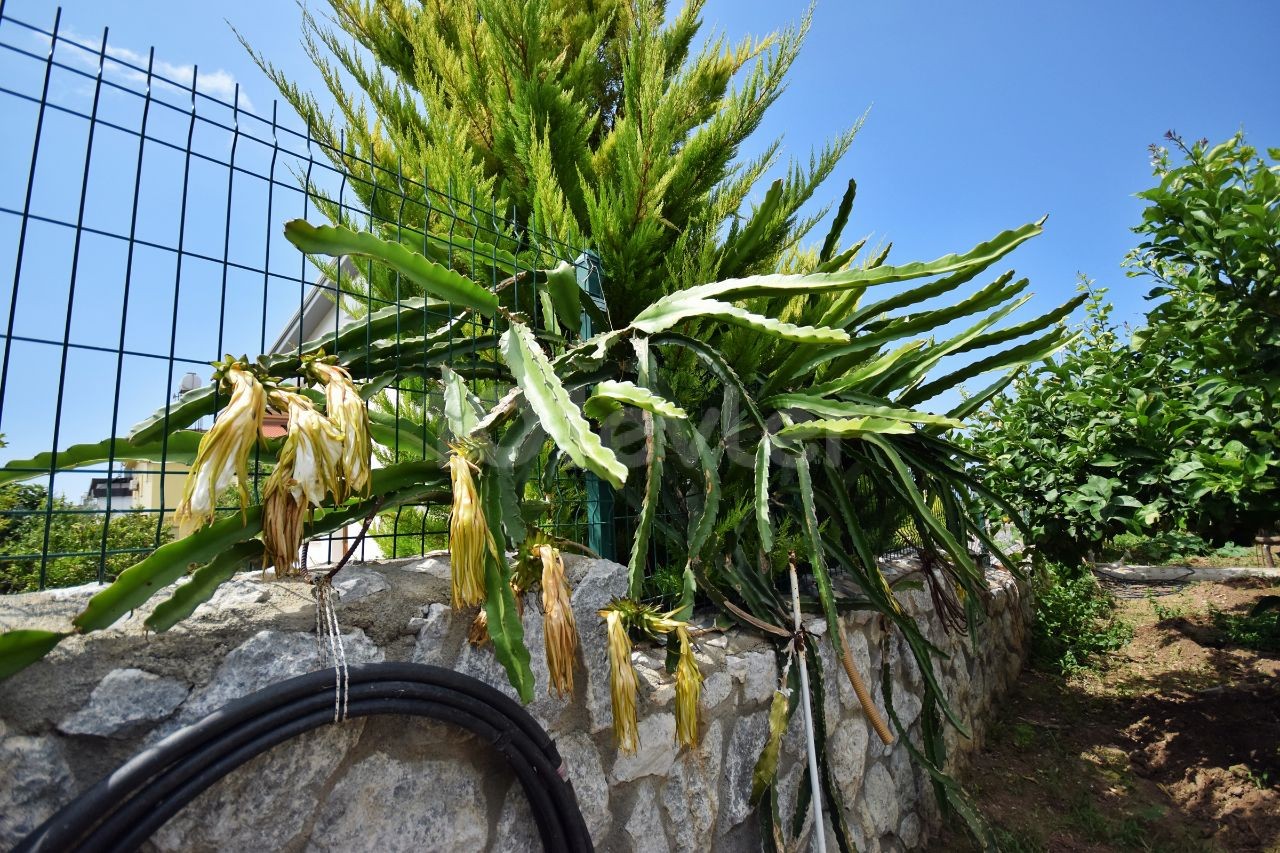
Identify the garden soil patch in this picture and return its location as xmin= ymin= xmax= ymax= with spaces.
xmin=930 ymin=578 xmax=1280 ymax=853
xmin=1125 ymin=681 xmax=1280 ymax=849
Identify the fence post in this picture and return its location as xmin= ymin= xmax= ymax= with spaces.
xmin=575 ymin=251 xmax=615 ymax=562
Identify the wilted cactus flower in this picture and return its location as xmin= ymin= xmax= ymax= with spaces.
xmin=261 ymin=478 xmax=305 ymax=576
xmin=467 ymin=608 xmax=490 ymax=647
xmin=537 ymin=544 xmax=578 ymax=698
xmin=600 ymin=606 xmax=640 ymax=754
xmin=467 ymin=577 xmax=525 ymax=647
xmin=308 ymin=357 xmax=371 ymax=501
xmin=673 ymin=625 xmax=702 ymax=748
xmin=173 ymin=359 xmax=265 ymax=538
xmin=447 ymin=443 xmax=492 ymax=608
xmin=261 ymin=392 xmax=344 ymax=575
xmin=643 ymin=609 xmax=702 ymax=748
xmin=277 ymin=392 xmax=344 ymax=507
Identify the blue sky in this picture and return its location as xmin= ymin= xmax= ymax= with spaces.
xmin=1 ymin=0 xmax=1277 ymax=487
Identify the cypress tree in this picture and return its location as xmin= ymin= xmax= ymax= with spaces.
xmin=242 ymin=0 xmax=859 ymax=323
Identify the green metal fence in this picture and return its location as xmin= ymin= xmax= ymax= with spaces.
xmin=0 ymin=6 xmax=615 ymax=591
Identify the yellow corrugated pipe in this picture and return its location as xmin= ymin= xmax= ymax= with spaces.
xmin=838 ymin=625 xmax=895 ymax=745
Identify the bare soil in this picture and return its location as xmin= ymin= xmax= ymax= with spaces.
xmin=930 ymin=578 xmax=1280 ymax=853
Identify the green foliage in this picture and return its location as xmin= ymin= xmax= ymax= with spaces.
xmin=243 ymin=0 xmax=857 ymax=326
xmin=966 ymin=285 xmax=1179 ymax=562
xmin=1134 ymin=132 xmax=1280 ymax=346
xmin=373 ymin=505 xmax=448 ymax=557
xmin=1102 ymin=530 xmax=1210 ymax=565
xmin=646 ymin=560 xmax=687 ymax=602
xmin=1099 ymin=530 xmax=1256 ymax=566
xmin=1211 ymin=606 xmax=1280 ymax=652
xmin=1127 ymin=132 xmax=1280 ymax=538
xmin=0 ymin=482 xmax=42 ymax=545
xmin=968 ymin=132 xmax=1280 ymax=563
xmin=0 ymin=484 xmax=168 ymax=593
xmin=1203 ymin=543 xmax=1257 ymax=564
xmin=1031 ymin=562 xmax=1132 ymax=673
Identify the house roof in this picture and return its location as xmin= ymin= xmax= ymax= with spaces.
xmin=87 ymin=476 xmax=132 ymax=499
xmin=263 ymin=412 xmax=288 ymax=439
xmin=267 ymin=257 xmax=360 ymax=355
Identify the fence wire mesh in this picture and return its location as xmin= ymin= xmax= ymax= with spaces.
xmin=0 ymin=6 xmax=610 ymax=591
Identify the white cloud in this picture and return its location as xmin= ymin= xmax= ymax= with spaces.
xmin=103 ymin=43 xmax=255 ymax=112
xmin=33 ymin=28 xmax=255 ymax=112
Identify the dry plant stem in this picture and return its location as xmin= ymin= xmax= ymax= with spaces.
xmin=720 ymin=596 xmax=791 ymax=639
xmin=839 ymin=624 xmax=895 ymax=745
xmin=493 ymin=270 xmax=533 ymax=294
xmin=788 ymin=554 xmax=827 ymax=853
xmin=323 ymin=498 xmax=385 ymax=582
xmin=546 ymin=534 xmax=601 ymax=560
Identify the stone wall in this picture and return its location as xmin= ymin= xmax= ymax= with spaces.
xmin=0 ymin=554 xmax=1029 ymax=852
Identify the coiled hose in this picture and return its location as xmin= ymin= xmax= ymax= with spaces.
xmin=16 ymin=662 xmax=593 ymax=853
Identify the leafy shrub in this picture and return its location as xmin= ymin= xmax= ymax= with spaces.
xmin=1102 ymin=531 xmax=1260 ymax=566
xmin=1211 ymin=606 xmax=1280 ymax=652
xmin=1102 ymin=530 xmax=1209 ymax=564
xmin=0 ymin=484 xmax=168 ymax=593
xmin=372 ymin=505 xmax=448 ymax=558
xmin=1031 ymin=562 xmax=1132 ymax=672
xmin=965 ymin=285 xmax=1188 ymax=565
xmin=967 ymin=133 xmax=1280 ymax=563
xmin=1209 ymin=544 xmax=1256 ymax=562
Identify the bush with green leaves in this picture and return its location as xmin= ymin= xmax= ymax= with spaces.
xmin=1211 ymin=596 xmax=1280 ymax=652
xmin=965 ymin=285 xmax=1186 ymax=563
xmin=1030 ymin=562 xmax=1132 ymax=673
xmin=967 ymin=133 xmax=1280 ymax=563
xmin=1128 ymin=132 xmax=1280 ymax=539
xmin=1099 ymin=530 xmax=1208 ymax=565
xmin=1098 ymin=530 xmax=1261 ymax=566
xmin=0 ymin=484 xmax=168 ymax=593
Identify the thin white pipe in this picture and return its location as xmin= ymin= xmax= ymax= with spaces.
xmin=789 ymin=561 xmax=827 ymax=852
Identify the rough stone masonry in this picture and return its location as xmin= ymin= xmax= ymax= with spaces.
xmin=0 ymin=554 xmax=1029 ymax=851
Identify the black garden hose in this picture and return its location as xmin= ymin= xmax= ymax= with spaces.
xmin=16 ymin=662 xmax=593 ymax=853
xmin=114 ymin=698 xmax=570 ymax=853
xmin=92 ymin=679 xmax=568 ymax=846
xmin=102 ymin=690 xmax=568 ymax=852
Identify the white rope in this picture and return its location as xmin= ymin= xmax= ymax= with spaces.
xmin=313 ymin=578 xmax=349 ymax=723
xmin=789 ymin=560 xmax=827 ymax=853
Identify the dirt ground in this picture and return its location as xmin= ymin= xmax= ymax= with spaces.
xmin=930 ymin=576 xmax=1280 ymax=853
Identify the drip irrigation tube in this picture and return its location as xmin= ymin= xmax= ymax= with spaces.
xmin=16 ymin=662 xmax=594 ymax=853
